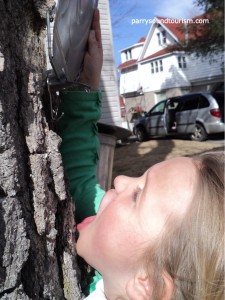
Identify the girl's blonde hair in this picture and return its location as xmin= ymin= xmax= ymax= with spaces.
xmin=144 ymin=151 xmax=224 ymax=299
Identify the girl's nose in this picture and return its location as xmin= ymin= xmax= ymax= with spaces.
xmin=114 ymin=175 xmax=132 ymax=193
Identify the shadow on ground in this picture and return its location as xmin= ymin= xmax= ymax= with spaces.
xmin=112 ymin=136 xmax=224 ymax=183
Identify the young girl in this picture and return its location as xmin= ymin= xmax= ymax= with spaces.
xmin=58 ymin=10 xmax=224 ymax=300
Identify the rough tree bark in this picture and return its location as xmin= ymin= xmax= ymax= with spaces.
xmin=0 ymin=1 xmax=82 ymax=299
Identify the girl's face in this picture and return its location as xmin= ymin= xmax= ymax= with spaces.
xmin=77 ymin=157 xmax=197 ymax=281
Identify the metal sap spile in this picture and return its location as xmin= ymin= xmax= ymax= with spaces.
xmin=49 ymin=0 xmax=98 ymax=84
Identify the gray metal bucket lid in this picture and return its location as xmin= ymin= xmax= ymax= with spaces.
xmin=98 ymin=122 xmax=131 ymax=140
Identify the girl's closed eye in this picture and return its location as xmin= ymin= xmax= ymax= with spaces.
xmin=133 ymin=186 xmax=142 ymax=202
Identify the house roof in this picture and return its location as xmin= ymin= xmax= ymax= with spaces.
xmin=119 ymin=96 xmax=125 ymax=107
xmin=156 ymin=16 xmax=186 ymax=42
xmin=118 ymin=59 xmax=137 ymax=70
xmin=119 ymin=96 xmax=126 ymax=117
xmin=138 ymin=37 xmax=146 ymax=43
xmin=120 ymin=37 xmax=146 ymax=52
xmin=140 ymin=48 xmax=172 ymax=62
xmin=156 ymin=14 xmax=207 ymax=42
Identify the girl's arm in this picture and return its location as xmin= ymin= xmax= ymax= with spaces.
xmin=57 ymin=89 xmax=105 ymax=223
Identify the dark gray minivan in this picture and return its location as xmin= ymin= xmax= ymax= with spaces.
xmin=133 ymin=92 xmax=224 ymax=141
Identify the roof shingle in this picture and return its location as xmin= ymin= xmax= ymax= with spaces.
xmin=118 ymin=59 xmax=137 ymax=70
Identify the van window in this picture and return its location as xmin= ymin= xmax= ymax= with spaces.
xmin=168 ymin=101 xmax=179 ymax=109
xmin=213 ymin=94 xmax=224 ymax=122
xmin=198 ymin=95 xmax=210 ymax=108
xmin=213 ymin=94 xmax=224 ymax=110
xmin=150 ymin=101 xmax=166 ymax=115
xmin=179 ymin=96 xmax=199 ymax=111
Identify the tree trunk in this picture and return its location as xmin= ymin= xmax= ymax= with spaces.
xmin=0 ymin=1 xmax=82 ymax=299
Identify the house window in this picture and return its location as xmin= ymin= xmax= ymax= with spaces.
xmin=178 ymin=56 xmax=187 ymax=69
xmin=160 ymin=60 xmax=163 ymax=71
xmin=157 ymin=30 xmax=167 ymax=45
xmin=151 ymin=60 xmax=163 ymax=73
xmin=125 ymin=49 xmax=132 ymax=60
xmin=151 ymin=62 xmax=154 ymax=73
xmin=182 ymin=56 xmax=187 ymax=68
xmin=157 ymin=32 xmax=161 ymax=45
xmin=155 ymin=61 xmax=159 ymax=72
xmin=162 ymin=30 xmax=166 ymax=44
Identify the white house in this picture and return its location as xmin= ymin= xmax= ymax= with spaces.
xmin=118 ymin=15 xmax=224 ymax=116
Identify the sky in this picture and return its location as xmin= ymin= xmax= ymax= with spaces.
xmin=109 ymin=0 xmax=204 ymax=67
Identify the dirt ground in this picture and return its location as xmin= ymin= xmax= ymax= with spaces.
xmin=112 ymin=137 xmax=224 ymax=182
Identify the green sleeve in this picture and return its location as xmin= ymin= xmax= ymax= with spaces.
xmin=57 ymin=90 xmax=105 ymax=223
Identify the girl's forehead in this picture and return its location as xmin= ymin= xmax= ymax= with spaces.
xmin=146 ymin=157 xmax=196 ymax=177
xmin=142 ymin=157 xmax=198 ymax=203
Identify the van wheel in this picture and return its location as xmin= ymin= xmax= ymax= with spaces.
xmin=136 ymin=127 xmax=147 ymax=142
xmin=191 ymin=124 xmax=207 ymax=141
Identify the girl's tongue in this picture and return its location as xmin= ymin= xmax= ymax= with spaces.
xmin=77 ymin=216 xmax=96 ymax=231
xmin=77 ymin=189 xmax=117 ymax=231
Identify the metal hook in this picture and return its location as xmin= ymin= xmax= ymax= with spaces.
xmin=47 ymin=77 xmax=64 ymax=121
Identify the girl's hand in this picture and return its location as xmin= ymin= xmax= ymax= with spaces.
xmin=79 ymin=9 xmax=103 ymax=90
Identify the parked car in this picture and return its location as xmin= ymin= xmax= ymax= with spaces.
xmin=133 ymin=92 xmax=224 ymax=142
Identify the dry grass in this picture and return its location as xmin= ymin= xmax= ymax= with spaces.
xmin=112 ymin=138 xmax=224 ymax=181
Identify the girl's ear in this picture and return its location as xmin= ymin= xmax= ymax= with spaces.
xmin=126 ymin=274 xmax=152 ymax=300
xmin=126 ymin=272 xmax=174 ymax=300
